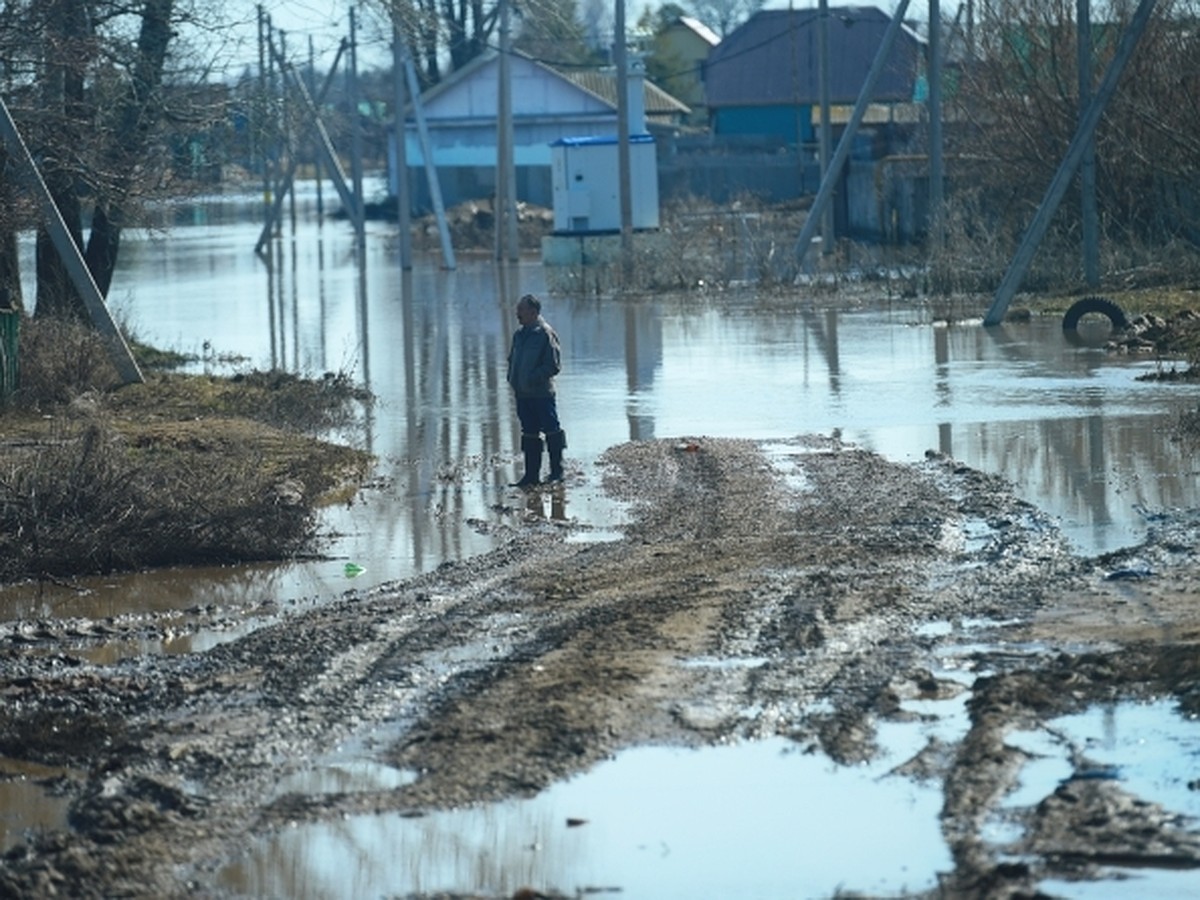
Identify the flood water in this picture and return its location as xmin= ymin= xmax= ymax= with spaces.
xmin=6 ymin=183 xmax=1200 ymax=629
xmin=5 ymin=184 xmax=1200 ymax=888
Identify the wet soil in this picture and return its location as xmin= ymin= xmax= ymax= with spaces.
xmin=2 ymin=436 xmax=1200 ymax=898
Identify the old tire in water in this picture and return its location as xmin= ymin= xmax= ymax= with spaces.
xmin=1062 ymin=296 xmax=1129 ymax=332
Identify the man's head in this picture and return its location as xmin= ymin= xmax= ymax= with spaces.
xmin=516 ymin=293 xmax=541 ymax=327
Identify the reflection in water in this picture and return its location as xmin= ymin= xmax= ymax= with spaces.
xmin=221 ymin=736 xmax=951 ymax=899
xmin=7 ymin=184 xmax=1200 ymax=623
xmin=0 ymin=759 xmax=75 ymax=852
xmin=7 ymin=189 xmax=1200 ymax=891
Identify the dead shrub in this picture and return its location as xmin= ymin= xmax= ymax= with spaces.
xmin=0 ymin=415 xmax=319 ymax=582
xmin=0 ymin=317 xmax=372 ymax=583
xmin=12 ymin=316 xmax=122 ymax=408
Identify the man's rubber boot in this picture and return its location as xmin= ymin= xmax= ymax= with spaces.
xmin=545 ymin=430 xmax=567 ymax=483
xmin=511 ymin=435 xmax=543 ymax=488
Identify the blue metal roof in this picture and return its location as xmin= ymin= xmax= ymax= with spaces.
xmin=705 ymin=6 xmax=925 ymax=107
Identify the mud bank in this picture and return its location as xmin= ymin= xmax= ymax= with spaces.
xmin=1 ymin=437 xmax=1198 ymax=898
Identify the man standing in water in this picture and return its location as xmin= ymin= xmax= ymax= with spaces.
xmin=507 ymin=293 xmax=566 ymax=488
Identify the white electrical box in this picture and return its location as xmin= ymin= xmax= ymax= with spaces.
xmin=550 ymin=135 xmax=660 ymax=234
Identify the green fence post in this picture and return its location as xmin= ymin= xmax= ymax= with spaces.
xmin=0 ymin=308 xmax=18 ymax=403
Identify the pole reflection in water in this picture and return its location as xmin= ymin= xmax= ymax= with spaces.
xmin=5 ymin=183 xmax=1200 ymax=626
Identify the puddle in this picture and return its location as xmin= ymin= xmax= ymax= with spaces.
xmin=1039 ymin=870 xmax=1200 ymax=899
xmin=996 ymin=699 xmax=1200 ymax=897
xmin=1003 ymin=699 xmax=1200 ymax=819
xmin=679 ymin=655 xmax=769 ymax=670
xmin=273 ymin=760 xmax=415 ymax=799
xmin=0 ymin=759 xmax=75 ymax=852
xmin=221 ymin=735 xmax=952 ymax=899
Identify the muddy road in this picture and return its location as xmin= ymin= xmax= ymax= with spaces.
xmin=2 ymin=436 xmax=1199 ymax=898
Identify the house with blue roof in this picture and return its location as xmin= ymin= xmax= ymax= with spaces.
xmin=703 ymin=6 xmax=926 ymax=143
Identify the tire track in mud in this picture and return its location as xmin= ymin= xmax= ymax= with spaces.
xmin=363 ymin=438 xmax=1067 ymax=806
xmin=3 ymin=435 xmax=1169 ymax=899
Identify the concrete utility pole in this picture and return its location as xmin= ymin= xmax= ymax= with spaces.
xmin=817 ymin=0 xmax=834 ymax=254
xmin=1078 ymin=0 xmax=1100 ymax=286
xmin=269 ymin=37 xmax=362 ymax=235
xmin=310 ymin=36 xmax=325 ymax=220
xmin=615 ymin=0 xmax=634 ymax=281
xmin=280 ymin=30 xmax=297 ymax=235
xmin=0 ymin=97 xmax=142 ymax=385
xmin=348 ymin=6 xmax=366 ymax=245
xmin=794 ymin=0 xmax=913 ymax=269
xmin=392 ymin=23 xmax=412 ymax=270
xmin=928 ymin=0 xmax=945 ymax=246
xmin=398 ymin=38 xmax=457 ymax=269
xmin=984 ymin=0 xmax=1158 ymax=325
xmin=255 ymin=39 xmax=348 ymax=256
xmin=257 ymin=6 xmax=270 ymax=222
xmin=496 ymin=0 xmax=519 ymax=263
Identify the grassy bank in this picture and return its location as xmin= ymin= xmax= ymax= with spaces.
xmin=0 ymin=318 xmax=373 ymax=585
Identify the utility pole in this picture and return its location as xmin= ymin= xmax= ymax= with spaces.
xmin=615 ymin=0 xmax=634 ymax=282
xmin=309 ymin=35 xmax=324 ymax=221
xmin=392 ymin=22 xmax=412 ymax=269
xmin=257 ymin=7 xmax=272 ymax=234
xmin=818 ymin=0 xmax=834 ymax=254
xmin=348 ymin=6 xmax=365 ymax=245
xmin=0 ymin=97 xmax=142 ymax=385
xmin=280 ymin=29 xmax=297 ymax=236
xmin=1078 ymin=0 xmax=1100 ymax=286
xmin=794 ymin=0 xmax=913 ymax=269
xmin=496 ymin=0 xmax=519 ymax=262
xmin=398 ymin=38 xmax=456 ymax=268
xmin=928 ymin=0 xmax=945 ymax=247
xmin=984 ymin=0 xmax=1158 ymax=325
xmin=255 ymin=39 xmax=349 ymax=256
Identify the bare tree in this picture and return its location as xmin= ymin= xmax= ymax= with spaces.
xmin=579 ymin=0 xmax=613 ymax=53
xmin=0 ymin=0 xmax=198 ymax=321
xmin=947 ymin=0 xmax=1200 ymax=270
xmin=371 ymin=0 xmax=597 ymax=87
xmin=514 ymin=0 xmax=599 ymax=66
xmin=82 ymin=0 xmax=176 ymax=302
xmin=683 ymin=0 xmax=765 ymax=37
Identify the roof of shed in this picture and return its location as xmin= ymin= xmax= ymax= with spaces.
xmin=413 ymin=49 xmax=689 ymax=120
xmin=558 ymin=67 xmax=691 ymax=117
xmin=705 ymin=6 xmax=925 ymax=107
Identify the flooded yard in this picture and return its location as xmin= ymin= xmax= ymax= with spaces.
xmin=3 ymin=187 xmax=1200 ymax=899
xmin=6 ymin=186 xmax=1200 ymax=625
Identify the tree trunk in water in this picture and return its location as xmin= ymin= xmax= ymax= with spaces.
xmin=83 ymin=0 xmax=174 ymax=300
xmin=33 ymin=0 xmax=91 ymax=321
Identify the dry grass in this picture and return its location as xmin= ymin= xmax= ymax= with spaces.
xmin=0 ymin=317 xmax=373 ymax=584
